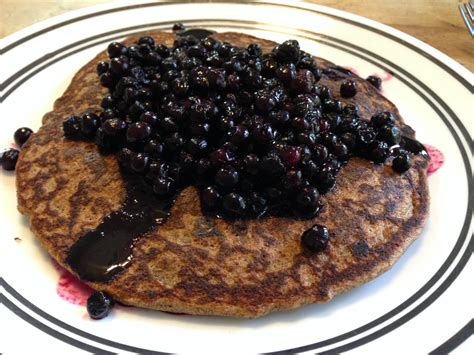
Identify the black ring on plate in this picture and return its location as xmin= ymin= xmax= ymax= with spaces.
xmin=1 ymin=0 xmax=471 ymax=92
xmin=1 ymin=14 xmax=472 ymax=355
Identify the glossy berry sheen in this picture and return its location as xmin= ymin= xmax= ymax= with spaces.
xmin=126 ymin=122 xmax=152 ymax=143
xmin=392 ymin=152 xmax=412 ymax=173
xmin=340 ymin=80 xmax=357 ymax=98
xmin=301 ymin=224 xmax=330 ymax=252
xmin=172 ymin=23 xmax=185 ymax=32
xmin=215 ymin=166 xmax=239 ymax=187
xmin=14 ymin=127 xmax=33 ymax=148
xmin=80 ymin=113 xmax=100 ymax=137
xmin=378 ymin=124 xmax=401 ymax=145
xmin=86 ymin=291 xmax=114 ymax=320
xmin=153 ymin=177 xmax=176 ymax=196
xmin=222 ymin=192 xmax=246 ymax=215
xmin=96 ymin=61 xmax=109 ymax=75
xmin=274 ymin=40 xmax=300 ymax=63
xmin=201 ymin=186 xmax=221 ymax=208
xmin=1 ymin=148 xmax=19 ymax=171
xmin=107 ymin=41 xmax=127 ymax=58
xmin=295 ymin=186 xmax=320 ymax=214
xmin=279 ymin=145 xmax=301 ymax=167
xmin=102 ymin=118 xmax=127 ymax=136
xmin=371 ymin=111 xmax=396 ymax=127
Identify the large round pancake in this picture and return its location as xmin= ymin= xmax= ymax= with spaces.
xmin=16 ymin=32 xmax=429 ymax=317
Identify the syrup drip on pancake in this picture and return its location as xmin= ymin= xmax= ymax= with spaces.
xmin=66 ymin=173 xmax=174 ymax=282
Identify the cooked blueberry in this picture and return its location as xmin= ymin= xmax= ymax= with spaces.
xmin=187 ymin=137 xmax=208 ymax=155
xmin=378 ymin=124 xmax=401 ymax=145
xmin=295 ymin=186 xmax=320 ymax=214
xmin=80 ymin=113 xmax=100 ymax=137
xmin=283 ymin=170 xmax=303 ymax=190
xmin=109 ymin=57 xmax=129 ymax=75
xmin=275 ymin=63 xmax=296 ymax=84
xmin=189 ymin=122 xmax=210 ymax=136
xmin=107 ymin=41 xmax=127 ymax=58
xmin=301 ymin=224 xmax=329 ymax=252
xmin=210 ymin=148 xmax=235 ymax=166
xmin=138 ymin=36 xmax=155 ymax=47
xmin=369 ymin=141 xmax=389 ymax=163
xmin=87 ymin=291 xmax=114 ymax=320
xmin=99 ymin=72 xmax=116 ymax=88
xmin=131 ymin=153 xmax=150 ymax=173
xmin=315 ymin=166 xmax=336 ymax=192
xmin=215 ymin=166 xmax=239 ymax=187
xmin=201 ymin=186 xmax=221 ymax=208
xmin=340 ymin=132 xmax=357 ymax=150
xmin=322 ymin=99 xmax=343 ymax=113
xmin=228 ymin=126 xmax=249 ymax=144
xmin=117 ymin=148 xmax=133 ymax=170
xmin=222 ymin=192 xmax=246 ymax=215
xmin=259 ymin=151 xmax=285 ymax=175
xmin=366 ymin=75 xmax=382 ymax=89
xmin=312 ymin=144 xmax=329 ymax=164
xmin=255 ymin=90 xmax=276 ymax=113
xmin=144 ymin=139 xmax=164 ymax=158
xmin=330 ymin=141 xmax=349 ymax=160
xmin=153 ymin=176 xmax=176 ymax=196
xmin=1 ymin=148 xmax=19 ymax=171
xmin=96 ymin=61 xmax=109 ymax=76
xmin=340 ymin=80 xmax=357 ymax=98
xmin=290 ymin=69 xmax=315 ymax=94
xmin=172 ymin=23 xmax=185 ymax=32
xmin=274 ymin=40 xmax=300 ymax=63
xmin=392 ymin=152 xmax=412 ymax=173
xmin=14 ymin=127 xmax=33 ymax=148
xmin=164 ymin=132 xmax=185 ymax=152
xmin=126 ymin=122 xmax=151 ymax=143
xmin=102 ymin=118 xmax=127 ymax=136
xmin=371 ymin=111 xmax=396 ymax=127
xmin=279 ymin=145 xmax=301 ymax=167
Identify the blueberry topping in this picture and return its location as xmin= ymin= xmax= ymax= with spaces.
xmin=172 ymin=23 xmax=186 ymax=32
xmin=301 ymin=224 xmax=330 ymax=252
xmin=1 ymin=148 xmax=19 ymax=171
xmin=14 ymin=127 xmax=33 ymax=148
xmin=61 ymin=34 xmax=425 ymax=258
xmin=392 ymin=152 xmax=412 ymax=173
xmin=223 ymin=192 xmax=246 ymax=215
xmin=86 ymin=291 xmax=114 ymax=320
xmin=366 ymin=75 xmax=382 ymax=89
xmin=340 ymin=80 xmax=357 ymax=98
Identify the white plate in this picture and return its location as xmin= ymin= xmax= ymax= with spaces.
xmin=0 ymin=1 xmax=472 ymax=354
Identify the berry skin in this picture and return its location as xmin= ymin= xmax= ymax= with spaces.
xmin=1 ymin=148 xmax=20 ymax=171
xmin=366 ymin=75 xmax=382 ymax=89
xmin=392 ymin=152 xmax=412 ymax=173
xmin=340 ymin=80 xmax=357 ymax=98
xmin=14 ymin=127 xmax=33 ymax=147
xmin=86 ymin=291 xmax=114 ymax=320
xmin=301 ymin=224 xmax=330 ymax=252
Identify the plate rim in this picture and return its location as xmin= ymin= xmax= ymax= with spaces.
xmin=0 ymin=2 xmax=472 ymax=351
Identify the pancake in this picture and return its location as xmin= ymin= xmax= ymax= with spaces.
xmin=15 ymin=32 xmax=429 ymax=317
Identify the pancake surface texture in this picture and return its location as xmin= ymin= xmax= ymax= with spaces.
xmin=16 ymin=32 xmax=429 ymax=317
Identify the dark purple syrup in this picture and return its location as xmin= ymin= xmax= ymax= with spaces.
xmin=66 ymin=173 xmax=174 ymax=282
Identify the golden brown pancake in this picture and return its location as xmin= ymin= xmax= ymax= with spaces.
xmin=15 ymin=32 xmax=429 ymax=317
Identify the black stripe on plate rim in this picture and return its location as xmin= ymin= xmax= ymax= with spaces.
xmin=429 ymin=319 xmax=474 ymax=355
xmin=0 ymin=293 xmax=115 ymax=354
xmin=1 ymin=0 xmax=472 ymax=92
xmin=0 ymin=278 xmax=170 ymax=354
xmin=2 ymin=19 xmax=473 ymax=158
xmin=1 ymin=21 xmax=472 ymax=354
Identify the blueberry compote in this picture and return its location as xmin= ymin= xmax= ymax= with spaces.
xmin=63 ymin=29 xmax=429 ymax=285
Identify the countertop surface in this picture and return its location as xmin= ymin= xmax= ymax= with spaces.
xmin=1 ymin=0 xmax=473 ymax=71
